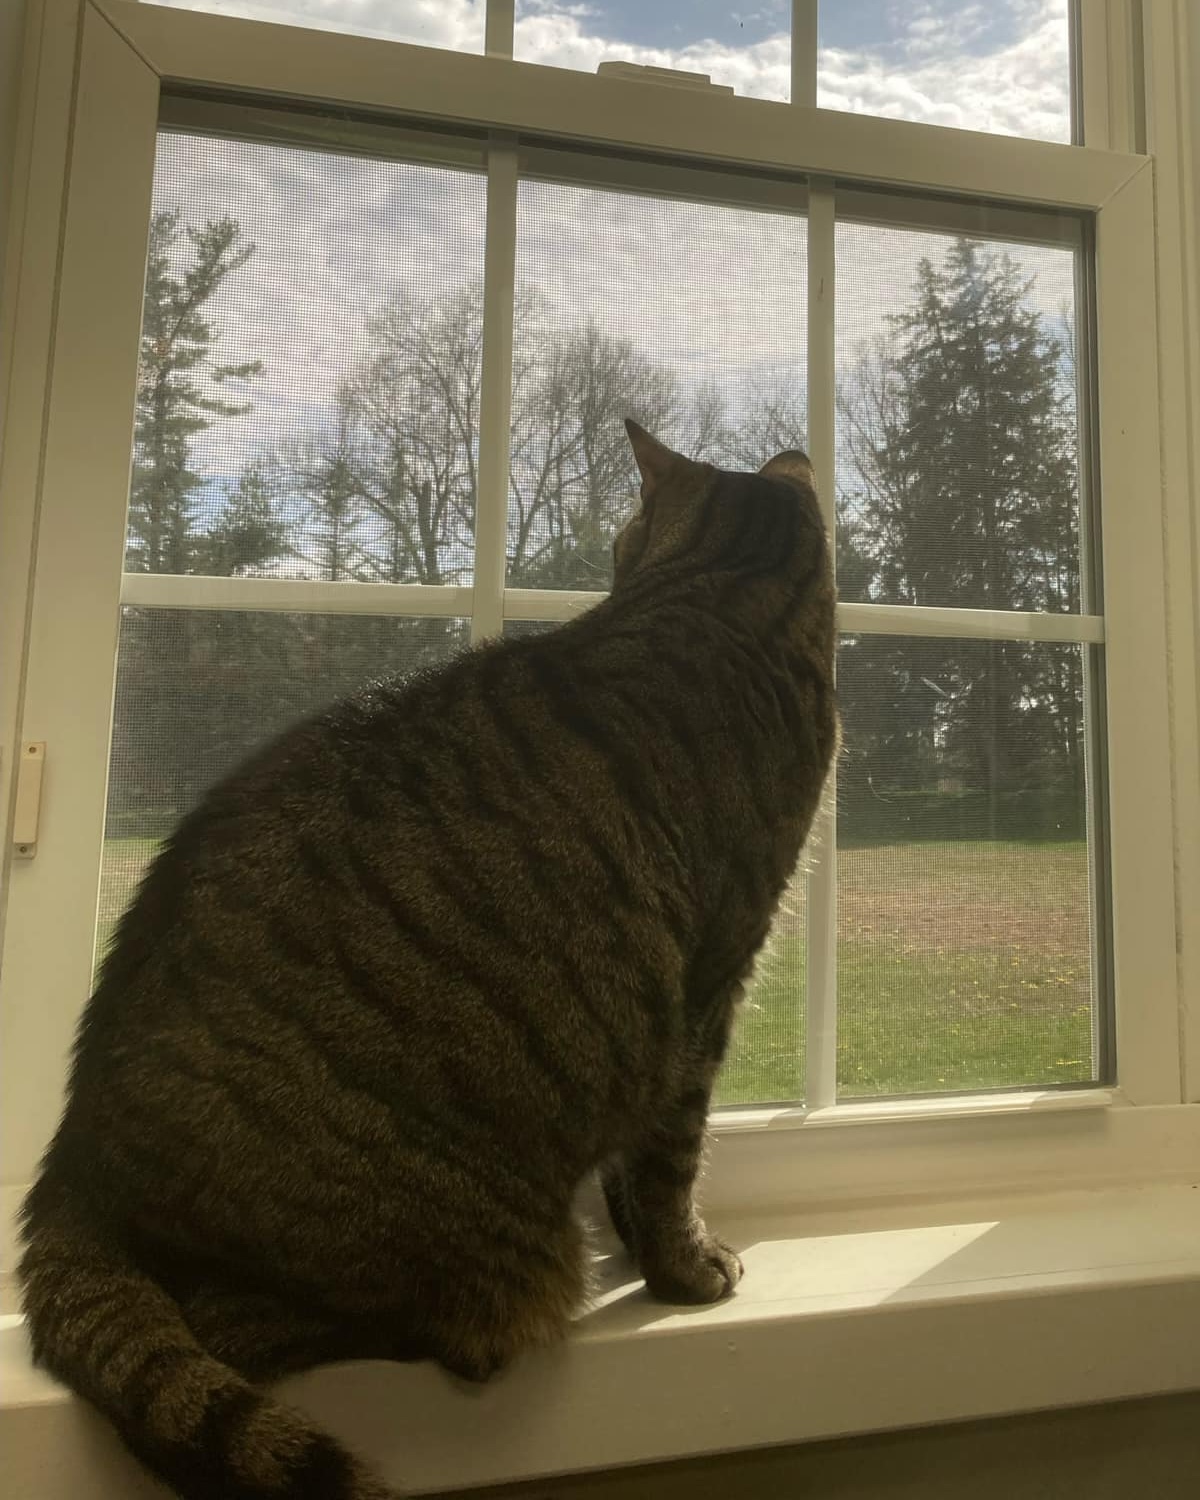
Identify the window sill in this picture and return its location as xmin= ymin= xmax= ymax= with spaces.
xmin=3 ymin=1179 xmax=1198 ymax=1497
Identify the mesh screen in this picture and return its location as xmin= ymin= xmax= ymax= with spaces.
xmin=836 ymin=635 xmax=1098 ymax=1097
xmin=514 ymin=2 xmax=790 ymax=100
xmin=835 ymin=219 xmax=1082 ymax=613
xmin=142 ymin=1 xmax=486 ymax=51
xmin=818 ymin=1 xmax=1072 ymax=143
xmin=133 ymin=131 xmax=485 ymax=584
xmin=509 ymin=179 xmax=807 ymax=589
xmin=715 ymin=873 xmax=807 ymax=1107
xmin=97 ymin=611 xmax=467 ymax=962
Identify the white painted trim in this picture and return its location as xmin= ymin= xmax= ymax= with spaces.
xmin=1094 ymin=161 xmax=1182 ymax=1105
xmin=790 ymin=0 xmax=817 ymax=110
xmin=700 ymin=1099 xmax=1200 ymax=1219
xmin=4 ymin=1179 xmax=1198 ymax=1494
xmin=120 ymin=573 xmax=474 ymax=618
xmin=1076 ymin=0 xmax=1142 ymax=151
xmin=1143 ymin=0 xmax=1200 ymax=1106
xmin=484 ymin=0 xmax=513 ymax=62
xmin=503 ymin=587 xmax=605 ymax=620
xmin=501 ymin=589 xmax=1107 ymax=643
xmin=0 ymin=4 xmax=160 ymax=1189
xmin=0 ymin=0 xmax=81 ymax=974
xmin=804 ymin=177 xmax=837 ymax=1109
xmin=717 ymin=1086 xmax=1118 ymax=1134
xmin=93 ymin=0 xmax=1144 ymax=211
xmin=836 ymin=602 xmax=1105 ymax=643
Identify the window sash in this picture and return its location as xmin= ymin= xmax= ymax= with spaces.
xmin=0 ymin=0 xmax=1186 ymax=1198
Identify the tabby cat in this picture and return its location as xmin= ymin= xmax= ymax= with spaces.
xmin=19 ymin=420 xmax=838 ymax=1500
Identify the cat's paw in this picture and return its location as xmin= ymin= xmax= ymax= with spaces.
xmin=643 ymin=1234 xmax=744 ymax=1305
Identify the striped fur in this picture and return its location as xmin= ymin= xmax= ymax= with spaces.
xmin=19 ymin=421 xmax=837 ymax=1498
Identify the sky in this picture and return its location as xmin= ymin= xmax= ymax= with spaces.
xmin=150 ymin=0 xmax=1071 ymax=137
xmin=142 ymin=1 xmax=1078 ymax=531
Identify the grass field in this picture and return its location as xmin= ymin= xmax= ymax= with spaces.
xmin=96 ymin=837 xmax=1097 ymax=1107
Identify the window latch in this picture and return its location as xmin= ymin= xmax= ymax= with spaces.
xmin=13 ymin=741 xmax=45 ymax=859
xmin=596 ymin=62 xmax=735 ymax=96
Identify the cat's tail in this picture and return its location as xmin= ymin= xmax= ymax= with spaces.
xmin=18 ymin=1176 xmax=392 ymax=1500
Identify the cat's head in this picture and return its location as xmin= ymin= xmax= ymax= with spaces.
xmin=613 ymin=421 xmax=834 ymax=639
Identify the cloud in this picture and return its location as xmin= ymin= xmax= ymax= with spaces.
xmin=513 ymin=8 xmax=791 ymax=102
xmin=141 ymin=0 xmax=1077 ymax=489
xmin=818 ymin=0 xmax=1071 ymax=142
xmin=150 ymin=0 xmax=486 ymax=50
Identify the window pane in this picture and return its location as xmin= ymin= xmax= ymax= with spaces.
xmin=132 ymin=128 xmax=484 ymax=583
xmin=141 ymin=0 xmax=485 ymax=52
xmin=836 ymin=218 xmax=1084 ymax=613
xmin=715 ymin=874 xmax=807 ymax=1107
xmin=819 ymin=0 xmax=1072 ymax=143
xmin=97 ymin=611 xmax=467 ymax=960
xmin=509 ymin=179 xmax=807 ymax=588
xmin=515 ymin=2 xmax=791 ymax=101
xmin=836 ymin=635 xmax=1101 ymax=1098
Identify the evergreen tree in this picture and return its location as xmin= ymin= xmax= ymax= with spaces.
xmin=128 ymin=211 xmax=263 ymax=573
xmin=198 ymin=460 xmax=287 ymax=576
xmin=839 ymin=239 xmax=1083 ymax=834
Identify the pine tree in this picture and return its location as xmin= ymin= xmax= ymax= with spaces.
xmin=839 ymin=238 xmax=1083 ymax=830
xmin=199 ymin=460 xmax=287 ymax=576
xmin=128 ymin=211 xmax=263 ymax=573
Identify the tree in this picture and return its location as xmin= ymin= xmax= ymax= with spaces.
xmin=197 ymin=460 xmax=287 ymax=577
xmin=111 ymin=211 xmax=282 ymax=833
xmin=337 ymin=282 xmax=485 ymax=586
xmin=128 ymin=211 xmax=263 ymax=573
xmin=324 ymin=280 xmax=691 ymax=592
xmin=509 ymin=305 xmax=680 ymax=587
xmin=837 ymin=239 xmax=1083 ymax=836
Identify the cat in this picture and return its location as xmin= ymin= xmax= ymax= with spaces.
xmin=19 ymin=419 xmax=838 ymax=1500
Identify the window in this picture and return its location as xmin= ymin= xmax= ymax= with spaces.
xmin=1 ymin=0 xmax=1192 ymax=1207
xmin=513 ymin=1 xmax=792 ymax=101
xmin=82 ymin=111 xmax=1113 ymax=1114
xmin=138 ymin=0 xmax=488 ymax=52
xmin=817 ymin=0 xmax=1073 ymax=142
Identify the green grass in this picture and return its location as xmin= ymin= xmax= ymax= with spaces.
xmin=96 ymin=837 xmax=1097 ymax=1106
xmin=717 ymin=840 xmax=1095 ymax=1106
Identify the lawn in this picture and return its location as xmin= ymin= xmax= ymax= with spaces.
xmin=96 ymin=838 xmax=1097 ymax=1107
xmin=719 ymin=840 xmax=1095 ymax=1105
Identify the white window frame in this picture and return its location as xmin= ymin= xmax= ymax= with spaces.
xmin=1 ymin=0 xmax=1196 ymax=1291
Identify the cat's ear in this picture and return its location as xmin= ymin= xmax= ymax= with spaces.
xmin=625 ymin=419 xmax=680 ymax=498
xmin=759 ymin=450 xmax=816 ymax=491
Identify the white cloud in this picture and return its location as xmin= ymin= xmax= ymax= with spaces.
xmin=513 ymin=10 xmax=791 ymax=102
xmin=818 ymin=0 xmax=1071 ymax=143
xmin=149 ymin=0 xmax=485 ymax=50
xmin=142 ymin=0 xmax=1077 ymax=488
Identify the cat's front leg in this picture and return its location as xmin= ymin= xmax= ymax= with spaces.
xmin=616 ymin=1078 xmax=743 ymax=1305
